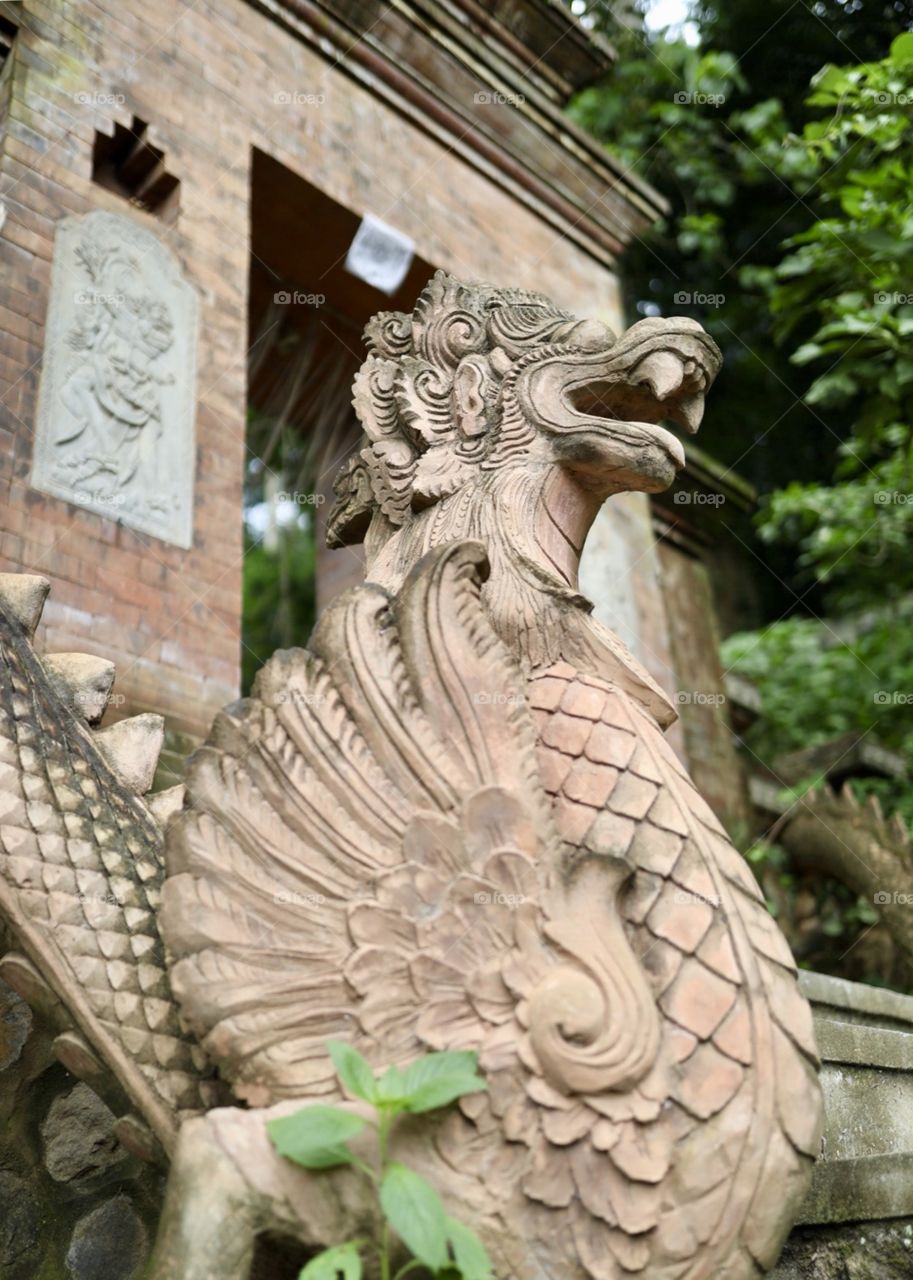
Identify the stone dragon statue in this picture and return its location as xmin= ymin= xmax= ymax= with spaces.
xmin=0 ymin=272 xmax=823 ymax=1279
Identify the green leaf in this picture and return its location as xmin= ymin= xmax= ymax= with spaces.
xmin=326 ymin=1041 xmax=377 ymax=1104
xmin=890 ymin=32 xmax=913 ymax=63
xmin=299 ymin=1243 xmax=362 ymax=1279
xmin=380 ymin=1163 xmax=448 ymax=1271
xmin=791 ymin=342 xmax=825 ymax=366
xmin=375 ymin=1065 xmax=408 ymax=1108
xmin=810 ymin=64 xmax=850 ymax=97
xmin=446 ymin=1217 xmax=493 ymax=1280
xmin=400 ymin=1052 xmax=487 ymax=1114
xmin=268 ymin=1105 xmax=365 ymax=1170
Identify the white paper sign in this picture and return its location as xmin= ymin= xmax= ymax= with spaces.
xmin=344 ymin=213 xmax=415 ymax=296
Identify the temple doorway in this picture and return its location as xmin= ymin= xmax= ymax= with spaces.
xmin=243 ymin=148 xmax=433 ymax=690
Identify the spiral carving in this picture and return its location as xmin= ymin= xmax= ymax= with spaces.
xmin=395 ymin=357 xmax=453 ymax=444
xmin=364 ymin=309 xmax=412 ymax=358
xmin=352 ymin=356 xmax=400 ymax=442
xmin=526 ymin=860 xmax=661 ymax=1095
xmin=421 ymin=307 xmax=488 ymax=370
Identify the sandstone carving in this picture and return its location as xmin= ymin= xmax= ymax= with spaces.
xmin=31 ymin=210 xmax=199 ymax=547
xmin=0 ymin=273 xmax=823 ymax=1278
xmin=779 ymin=783 xmax=913 ymax=986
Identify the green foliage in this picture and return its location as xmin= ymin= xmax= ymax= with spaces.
xmin=267 ymin=1045 xmax=491 ymax=1280
xmin=300 ymin=1244 xmax=363 ymax=1280
xmin=570 ymin=5 xmax=913 ymax=983
xmin=722 ymin=611 xmax=913 ymax=826
xmin=380 ymin=1164 xmax=448 ymax=1273
xmin=268 ymin=1104 xmax=365 ymax=1170
xmin=241 ymin=411 xmax=321 ymax=695
xmin=720 ymin=37 xmax=913 ymax=835
xmin=722 ymin=614 xmax=913 ymax=755
xmin=568 ymin=4 xmax=913 ymax=609
xmin=695 ymin=0 xmax=913 ymax=120
xmin=241 ymin=520 xmax=316 ymax=695
xmin=566 ymin=13 xmax=847 ymax=608
xmin=752 ymin=37 xmax=913 ymax=617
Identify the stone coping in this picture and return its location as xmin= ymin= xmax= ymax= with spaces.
xmin=801 ymin=970 xmax=913 ymax=1030
xmin=796 ymin=970 xmax=913 ymax=1227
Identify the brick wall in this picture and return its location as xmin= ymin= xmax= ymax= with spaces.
xmin=0 ymin=0 xmax=666 ymax=755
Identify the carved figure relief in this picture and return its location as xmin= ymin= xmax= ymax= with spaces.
xmin=31 ymin=210 xmax=198 ymax=547
xmin=0 ymin=272 xmax=823 ymax=1280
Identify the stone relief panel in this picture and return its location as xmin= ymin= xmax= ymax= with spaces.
xmin=31 ymin=210 xmax=199 ymax=547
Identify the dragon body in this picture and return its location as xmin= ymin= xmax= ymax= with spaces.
xmin=0 ymin=273 xmax=822 ymax=1279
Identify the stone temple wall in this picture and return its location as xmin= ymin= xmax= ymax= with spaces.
xmin=0 ymin=976 xmax=161 ymax=1280
xmin=0 ymin=0 xmax=641 ymax=758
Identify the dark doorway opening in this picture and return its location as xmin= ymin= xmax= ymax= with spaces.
xmin=243 ymin=148 xmax=433 ymax=692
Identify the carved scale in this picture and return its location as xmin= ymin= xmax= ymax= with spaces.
xmin=0 ymin=272 xmax=822 ymax=1279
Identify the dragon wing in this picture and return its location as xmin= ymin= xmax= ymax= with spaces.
xmin=161 ymin=540 xmax=821 ymax=1280
xmin=160 ymin=540 xmax=562 ymax=1102
xmin=0 ymin=574 xmax=218 ymax=1163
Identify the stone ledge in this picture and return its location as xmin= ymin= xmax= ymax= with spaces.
xmin=801 ymin=969 xmax=913 ymax=1030
xmin=799 ymin=1155 xmax=913 ymax=1226
xmin=815 ymin=1018 xmax=913 ymax=1072
xmin=796 ymin=970 xmax=913 ymax=1231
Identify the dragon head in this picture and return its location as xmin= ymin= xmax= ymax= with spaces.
xmin=328 ymin=270 xmax=721 ymax=558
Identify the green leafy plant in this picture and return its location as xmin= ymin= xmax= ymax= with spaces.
xmin=751 ymin=34 xmax=913 ymax=618
xmin=267 ymin=1043 xmax=492 ymax=1280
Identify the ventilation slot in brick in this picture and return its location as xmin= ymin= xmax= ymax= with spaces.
xmin=92 ymin=116 xmax=180 ymax=221
xmin=0 ymin=14 xmax=17 ymax=70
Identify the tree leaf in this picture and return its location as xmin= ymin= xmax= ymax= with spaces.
xmin=380 ymin=1163 xmax=448 ymax=1271
xmin=446 ymin=1217 xmax=493 ymax=1280
xmin=791 ymin=342 xmax=825 ymax=365
xmin=268 ymin=1105 xmax=364 ymax=1169
xmin=326 ymin=1041 xmax=377 ymax=1104
xmin=890 ymin=32 xmax=913 ymax=62
xmin=399 ymin=1052 xmax=487 ymax=1113
xmin=375 ymin=1064 xmax=408 ymax=1108
xmin=299 ymin=1242 xmax=362 ymax=1279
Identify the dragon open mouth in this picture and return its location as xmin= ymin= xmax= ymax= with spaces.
xmin=565 ymin=352 xmax=710 ymax=470
xmin=514 ymin=316 xmax=723 ymax=491
xmin=567 ymin=383 xmax=693 ymax=469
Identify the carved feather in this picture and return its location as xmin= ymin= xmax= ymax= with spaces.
xmin=161 ymin=542 xmax=821 ymax=1279
xmin=162 ymin=542 xmax=558 ymax=1101
xmin=529 ymin=668 xmax=822 ymax=1278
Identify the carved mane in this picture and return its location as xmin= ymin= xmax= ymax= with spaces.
xmin=328 ymin=270 xmax=722 ymax=725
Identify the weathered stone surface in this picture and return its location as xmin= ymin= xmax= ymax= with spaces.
xmin=43 ymin=654 xmax=117 ymax=727
xmin=31 ymin=210 xmax=199 ymax=549
xmin=782 ymin=787 xmax=913 ymax=988
xmin=794 ymin=972 xmax=913 ymax=1231
xmin=0 ymin=576 xmax=50 ymax=640
xmin=40 ymin=1083 xmax=126 ymax=1184
xmin=93 ymin=713 xmax=165 ymax=796
xmin=66 ymin=1195 xmax=148 ymax=1280
xmin=773 ymin=1218 xmax=913 ymax=1278
xmin=801 ymin=970 xmax=913 ymax=1029
xmin=0 ymin=977 xmax=31 ymax=1071
xmin=148 ymin=278 xmax=819 ymax=1280
xmin=0 ymin=274 xmax=822 ymax=1280
xmin=0 ymin=1172 xmax=42 ymax=1278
